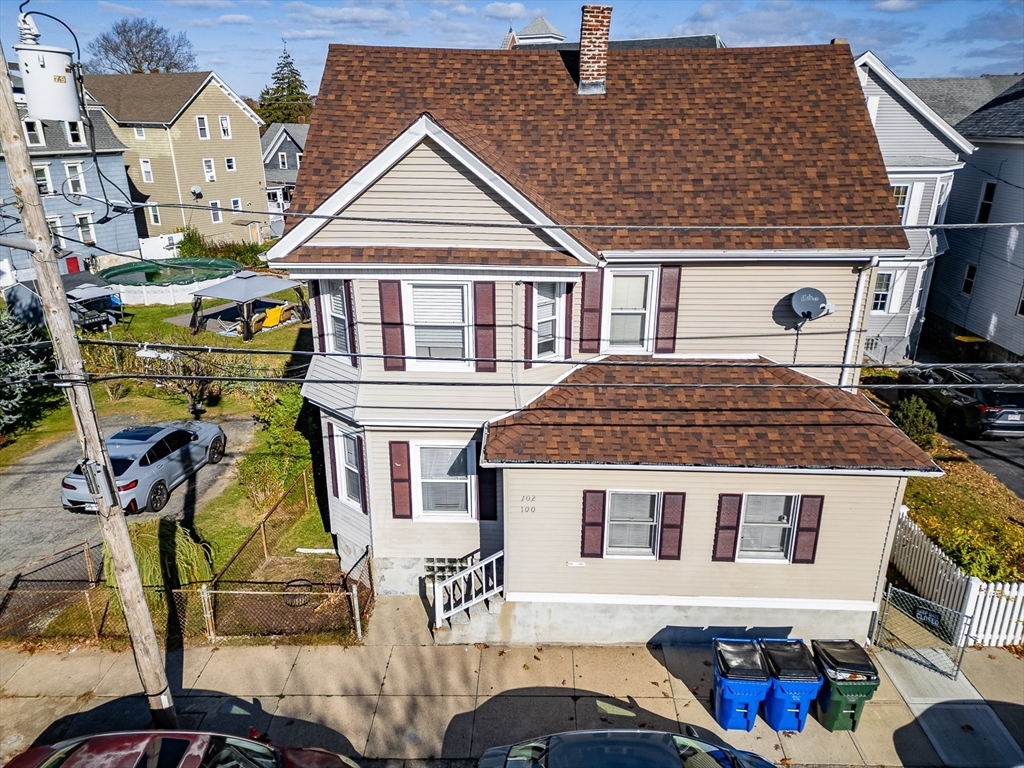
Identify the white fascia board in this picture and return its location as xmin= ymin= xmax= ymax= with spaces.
xmin=280 ymin=266 xmax=585 ymax=281
xmin=601 ymin=249 xmax=895 ymax=262
xmin=261 ymin=126 xmax=288 ymax=164
xmin=856 ymin=52 xmax=975 ymax=155
xmin=504 ymin=591 xmax=879 ymax=613
xmin=357 ymin=418 xmax=493 ymax=428
xmin=479 ymin=460 xmax=942 ymax=477
xmin=877 ymin=257 xmax=932 ymax=268
xmin=267 ymin=115 xmax=597 ymax=265
xmin=209 ymin=74 xmax=264 ymax=127
xmin=886 ymin=163 xmax=965 ymax=173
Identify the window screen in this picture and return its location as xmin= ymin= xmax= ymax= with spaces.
xmin=420 ymin=446 xmax=469 ymax=514
xmin=609 ymin=275 xmax=649 ymax=347
xmin=739 ymin=494 xmax=796 ymax=558
xmin=412 ymin=285 xmax=467 ymax=359
xmin=329 ymin=282 xmax=351 ymax=356
xmin=536 ymin=283 xmax=559 ymax=357
xmin=343 ymin=434 xmax=361 ymax=504
xmin=872 ymin=273 xmax=892 ymax=311
xmin=607 ymin=492 xmax=658 ymax=555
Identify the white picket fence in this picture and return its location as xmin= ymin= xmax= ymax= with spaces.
xmin=890 ymin=511 xmax=1024 ymax=646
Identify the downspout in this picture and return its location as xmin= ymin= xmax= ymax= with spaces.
xmin=166 ymin=126 xmax=185 ymax=230
xmin=841 ymin=255 xmax=879 ymax=390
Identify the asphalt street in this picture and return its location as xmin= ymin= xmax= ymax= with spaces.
xmin=942 ymin=433 xmax=1024 ymax=498
xmin=0 ymin=415 xmax=256 ymax=577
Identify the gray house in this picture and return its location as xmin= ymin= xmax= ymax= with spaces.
xmin=0 ymin=107 xmax=140 ymax=289
xmin=261 ymin=122 xmax=308 ymax=213
xmin=907 ymin=76 xmax=1024 ymax=362
xmin=853 ymin=52 xmax=975 ymax=363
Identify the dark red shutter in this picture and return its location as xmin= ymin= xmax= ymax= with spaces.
xmin=310 ymin=280 xmax=326 ymax=353
xmin=523 ymin=282 xmax=534 ymax=370
xmin=378 ymin=281 xmax=405 ymax=371
xmin=478 ymin=446 xmax=498 ymax=521
xmin=344 ymin=280 xmax=359 ymax=368
xmin=658 ymin=492 xmax=686 ymax=560
xmin=389 ymin=441 xmax=412 ymax=519
xmin=581 ymin=490 xmax=606 ymax=558
xmin=326 ymin=421 xmax=339 ymax=499
xmin=712 ymin=494 xmax=743 ymax=562
xmin=655 ymin=266 xmax=681 ymax=354
xmin=792 ymin=495 xmax=824 ymax=564
xmin=356 ymin=435 xmax=369 ymax=515
xmin=579 ymin=270 xmax=603 ymax=353
xmin=563 ymin=282 xmax=574 ymax=359
xmin=474 ymin=282 xmax=497 ymax=372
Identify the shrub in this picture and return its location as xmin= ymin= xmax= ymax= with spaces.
xmin=104 ymin=518 xmax=213 ymax=590
xmin=236 ymin=384 xmax=312 ymax=509
xmin=891 ymin=395 xmax=937 ymax=450
xmin=176 ymin=226 xmax=206 ymax=259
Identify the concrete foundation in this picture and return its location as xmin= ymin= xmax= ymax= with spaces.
xmin=375 ymin=557 xmax=425 ymax=595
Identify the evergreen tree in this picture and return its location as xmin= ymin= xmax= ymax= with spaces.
xmin=257 ymin=48 xmax=314 ymax=125
xmin=0 ymin=306 xmax=50 ymax=433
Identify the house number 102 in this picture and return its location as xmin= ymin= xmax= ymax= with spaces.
xmin=520 ymin=495 xmax=536 ymax=513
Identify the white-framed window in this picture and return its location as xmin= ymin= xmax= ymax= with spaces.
xmin=210 ymin=201 xmax=222 ymax=224
xmin=737 ymin=494 xmax=799 ymax=561
xmin=63 ymin=162 xmax=86 ymax=195
xmin=148 ymin=205 xmax=161 ymax=225
xmin=33 ymin=164 xmax=53 ymax=195
xmin=230 ymin=198 xmax=242 ymax=211
xmin=341 ymin=432 xmax=362 ymax=506
xmin=218 ymin=115 xmax=231 ymax=139
xmin=202 ymin=158 xmax=216 ymax=182
xmin=892 ymin=185 xmax=910 ymax=224
xmin=196 ymin=115 xmax=209 ymax=140
xmin=225 ymin=157 xmax=236 ymax=172
xmin=74 ymin=213 xmax=95 ymax=244
xmin=534 ymin=282 xmax=566 ymax=360
xmin=134 ymin=126 xmax=146 ymax=140
xmin=872 ymin=272 xmax=893 ymax=312
xmin=962 ymin=264 xmax=977 ymax=295
xmin=605 ymin=491 xmax=660 ymax=558
xmin=46 ymin=216 xmax=64 ymax=247
xmin=328 ymin=281 xmax=352 ymax=356
xmin=977 ymin=181 xmax=997 ymax=224
xmin=603 ymin=269 xmax=656 ymax=352
xmin=404 ymin=282 xmax=472 ymax=370
xmin=411 ymin=441 xmax=476 ymax=520
xmin=23 ymin=120 xmax=44 ymax=146
xmin=140 ymin=158 xmax=154 ymax=183
xmin=278 ymin=152 xmax=288 ymax=169
xmin=65 ymin=121 xmax=85 ymax=146
xmin=296 ymin=152 xmax=303 ymax=169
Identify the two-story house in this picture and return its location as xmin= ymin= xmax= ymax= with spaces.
xmin=853 ymin=53 xmax=976 ymax=364
xmin=266 ymin=6 xmax=939 ymax=645
xmin=0 ymin=105 xmax=140 ymax=290
xmin=907 ymin=76 xmax=1024 ymax=362
xmin=261 ymin=122 xmax=308 ymax=235
xmin=82 ymin=72 xmax=267 ymax=245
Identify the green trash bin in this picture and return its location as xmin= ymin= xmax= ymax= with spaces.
xmin=811 ymin=640 xmax=880 ymax=731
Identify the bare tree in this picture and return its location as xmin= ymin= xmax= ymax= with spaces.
xmin=86 ymin=18 xmax=197 ymax=74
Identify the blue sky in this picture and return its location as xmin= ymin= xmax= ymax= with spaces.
xmin=2 ymin=0 xmax=1022 ymax=99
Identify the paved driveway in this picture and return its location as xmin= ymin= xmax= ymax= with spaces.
xmin=0 ymin=415 xmax=256 ymax=576
xmin=942 ymin=433 xmax=1024 ymax=498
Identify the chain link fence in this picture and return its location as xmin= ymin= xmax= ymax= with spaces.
xmin=874 ymin=584 xmax=971 ymax=678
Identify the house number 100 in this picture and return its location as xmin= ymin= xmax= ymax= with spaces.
xmin=520 ymin=495 xmax=536 ymax=513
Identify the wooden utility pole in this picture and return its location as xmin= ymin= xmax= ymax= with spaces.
xmin=0 ymin=48 xmax=176 ymax=728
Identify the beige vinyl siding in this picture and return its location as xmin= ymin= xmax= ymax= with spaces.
xmin=105 ymin=122 xmax=186 ymax=235
xmin=309 ymin=140 xmax=560 ymax=250
xmin=503 ymin=468 xmax=903 ymax=603
xmin=675 ymin=263 xmax=858 ymax=383
xmin=365 ymin=427 xmax=502 ymax=559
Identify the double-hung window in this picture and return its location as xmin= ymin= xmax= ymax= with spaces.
xmin=64 ymin=162 xmax=86 ymax=195
xmin=33 ymin=164 xmax=53 ymax=195
xmin=328 ymin=281 xmax=352 ymax=356
xmin=278 ymin=152 xmax=288 ymax=170
xmin=231 ymin=198 xmax=242 ymax=211
xmin=341 ymin=434 xmax=362 ymax=506
xmin=606 ymin=271 xmax=654 ymax=351
xmin=871 ymin=272 xmax=893 ymax=312
xmin=140 ymin=158 xmax=154 ymax=183
xmin=414 ymin=443 xmax=475 ymax=519
xmin=534 ymin=283 xmax=564 ymax=359
xmin=891 ymin=185 xmax=910 ymax=224
xmin=75 ymin=214 xmax=95 ymax=244
xmin=148 ymin=205 xmax=161 ymax=226
xmin=24 ymin=120 xmax=44 ymax=146
xmin=407 ymin=283 xmax=471 ymax=368
xmin=202 ymin=158 xmax=216 ymax=182
xmin=977 ymin=181 xmax=997 ymax=223
xmin=210 ymin=201 xmax=222 ymax=224
xmin=737 ymin=494 xmax=798 ymax=560
xmin=46 ymin=217 xmax=64 ymax=247
xmin=65 ymin=121 xmax=85 ymax=145
xmin=962 ymin=264 xmax=977 ymax=295
xmin=296 ymin=152 xmax=303 ymax=169
xmin=225 ymin=157 xmax=236 ymax=172
xmin=196 ymin=115 xmax=209 ymax=140
xmin=606 ymin=491 xmax=660 ymax=557
xmin=219 ymin=115 xmax=231 ymax=139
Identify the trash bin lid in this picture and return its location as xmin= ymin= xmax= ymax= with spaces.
xmin=714 ymin=639 xmax=768 ymax=681
xmin=811 ymin=640 xmax=878 ymax=680
xmin=760 ymin=639 xmax=819 ymax=680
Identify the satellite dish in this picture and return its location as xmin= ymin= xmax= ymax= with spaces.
xmin=190 ymin=185 xmax=203 ymax=200
xmin=791 ymin=287 xmax=831 ymax=320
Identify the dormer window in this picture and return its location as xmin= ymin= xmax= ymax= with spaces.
xmin=603 ymin=270 xmax=656 ymax=352
xmin=66 ymin=121 xmax=86 ymax=146
xmin=24 ymin=120 xmax=44 ymax=147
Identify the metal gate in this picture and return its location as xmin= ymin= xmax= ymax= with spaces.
xmin=874 ymin=584 xmax=972 ymax=679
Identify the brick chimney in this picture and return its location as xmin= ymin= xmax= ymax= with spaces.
xmin=578 ymin=5 xmax=612 ymax=95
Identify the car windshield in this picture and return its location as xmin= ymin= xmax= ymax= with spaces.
xmin=72 ymin=458 xmax=134 ymax=477
xmin=200 ymin=736 xmax=279 ymax=768
xmin=38 ymin=742 xmax=87 ymax=768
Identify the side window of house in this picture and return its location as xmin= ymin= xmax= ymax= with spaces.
xmin=871 ymin=273 xmax=892 ymax=312
xmin=296 ymin=152 xmax=303 ymax=169
xmin=712 ymin=493 xmax=823 ymax=564
xmin=203 ymin=158 xmax=217 ymax=182
xmin=605 ymin=271 xmax=654 ymax=351
xmin=342 ymin=434 xmax=362 ymax=506
xmin=47 ymin=217 xmax=64 ymax=247
xmin=891 ymin=185 xmax=909 ymax=224
xmin=225 ymin=157 xmax=236 ymax=172
xmin=416 ymin=444 xmax=474 ymax=518
xmin=33 ymin=164 xmax=53 ymax=195
xmin=606 ymin=492 xmax=659 ymax=556
xmin=329 ymin=281 xmax=352 ymax=356
xmin=977 ymin=181 xmax=997 ymax=223
xmin=196 ymin=115 xmax=209 ymax=140
xmin=961 ymin=264 xmax=978 ymax=295
xmin=140 ymin=158 xmax=154 ymax=183
xmin=535 ymin=283 xmax=564 ymax=359
xmin=737 ymin=494 xmax=797 ymax=560
xmin=580 ymin=489 xmax=685 ymax=560
xmin=134 ymin=127 xmax=146 ymax=140
xmin=65 ymin=162 xmax=86 ymax=195
xmin=66 ymin=121 xmax=85 ymax=145
xmin=219 ymin=115 xmax=231 ymax=139
xmin=278 ymin=152 xmax=288 ymax=170
xmin=407 ymin=283 xmax=470 ymax=366
xmin=327 ymin=422 xmax=364 ymax=509
xmin=149 ymin=205 xmax=161 ymax=226
xmin=210 ymin=201 xmax=222 ymax=224
xmin=24 ymin=120 xmax=44 ymax=146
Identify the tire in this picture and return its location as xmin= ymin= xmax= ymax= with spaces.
xmin=948 ymin=411 xmax=968 ymax=440
xmin=208 ymin=436 xmax=225 ymax=465
xmin=147 ymin=481 xmax=169 ymax=513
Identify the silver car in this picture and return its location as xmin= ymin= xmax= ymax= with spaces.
xmin=61 ymin=422 xmax=226 ymax=514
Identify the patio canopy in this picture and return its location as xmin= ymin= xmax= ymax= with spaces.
xmin=191 ymin=270 xmax=298 ymax=303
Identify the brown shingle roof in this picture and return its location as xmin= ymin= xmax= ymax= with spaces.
xmin=278 ymin=246 xmax=584 ymax=267
xmin=290 ymin=44 xmax=907 ymax=254
xmin=83 ymin=72 xmax=211 ymax=124
xmin=484 ymin=358 xmax=938 ymax=472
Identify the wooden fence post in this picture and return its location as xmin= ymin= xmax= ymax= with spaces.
xmin=260 ymin=522 xmax=269 ymax=561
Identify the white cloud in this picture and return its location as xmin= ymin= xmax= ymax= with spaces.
xmin=873 ymin=0 xmax=918 ymax=10
xmin=281 ymin=28 xmax=343 ymax=41
xmin=481 ymin=2 xmax=531 ymax=21
xmin=186 ymin=13 xmax=255 ymax=26
xmin=163 ymin=0 xmax=235 ymax=8
xmin=241 ymin=0 xmax=271 ymax=5
xmin=284 ymin=1 xmax=413 ymax=35
xmin=97 ymin=1 xmax=143 ymax=14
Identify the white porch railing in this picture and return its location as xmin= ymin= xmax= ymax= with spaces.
xmin=891 ymin=512 xmax=1024 ymax=645
xmin=433 ymin=550 xmax=503 ymax=629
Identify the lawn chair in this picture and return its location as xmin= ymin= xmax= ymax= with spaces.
xmin=250 ymin=311 xmax=267 ymax=335
xmin=263 ymin=304 xmax=284 ymax=328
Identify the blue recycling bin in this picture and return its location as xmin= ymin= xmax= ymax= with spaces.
xmin=759 ymin=639 xmax=823 ymax=732
xmin=712 ymin=639 xmax=770 ymax=731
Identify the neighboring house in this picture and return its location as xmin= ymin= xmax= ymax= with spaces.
xmin=267 ymin=6 xmax=938 ymax=644
xmin=907 ymin=76 xmax=1024 ymax=361
xmin=261 ymin=122 xmax=308 ymax=214
xmin=82 ymin=72 xmax=268 ymax=244
xmin=500 ymin=15 xmax=566 ymax=49
xmin=0 ymin=106 xmax=140 ymax=290
xmin=853 ymin=53 xmax=975 ymax=364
